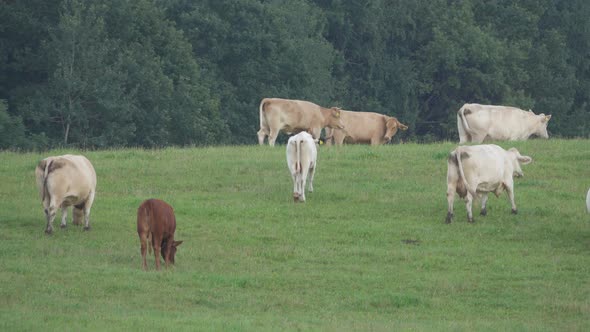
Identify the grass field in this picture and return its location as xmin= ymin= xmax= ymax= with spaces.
xmin=0 ymin=139 xmax=589 ymax=330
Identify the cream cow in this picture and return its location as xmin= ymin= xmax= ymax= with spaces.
xmin=457 ymin=103 xmax=551 ymax=143
xmin=257 ymin=98 xmax=344 ymax=146
xmin=446 ymin=144 xmax=532 ymax=223
xmin=324 ymin=110 xmax=408 ymax=145
xmin=35 ymin=154 xmax=97 ymax=234
xmin=286 ymin=131 xmax=317 ymax=202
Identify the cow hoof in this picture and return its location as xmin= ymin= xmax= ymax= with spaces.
xmin=511 ymin=209 xmax=518 ymax=215
xmin=480 ymin=208 xmax=487 ymax=216
xmin=45 ymin=229 xmax=53 ymax=235
xmin=60 ymin=224 xmax=67 ymax=229
xmin=445 ymin=212 xmax=453 ymax=224
xmin=83 ymin=226 xmax=91 ymax=231
xmin=468 ymin=218 xmax=474 ymax=223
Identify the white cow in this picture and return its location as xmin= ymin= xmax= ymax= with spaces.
xmin=286 ymin=131 xmax=317 ymax=202
xmin=35 ymin=154 xmax=97 ymax=234
xmin=457 ymin=103 xmax=551 ymax=143
xmin=586 ymin=188 xmax=590 ymax=213
xmin=446 ymin=144 xmax=532 ymax=223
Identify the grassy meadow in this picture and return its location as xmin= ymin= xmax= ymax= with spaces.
xmin=0 ymin=139 xmax=589 ymax=330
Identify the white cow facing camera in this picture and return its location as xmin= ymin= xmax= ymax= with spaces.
xmin=286 ymin=131 xmax=318 ymax=203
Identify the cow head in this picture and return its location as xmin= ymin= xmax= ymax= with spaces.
xmin=161 ymin=240 xmax=183 ymax=264
xmin=384 ymin=117 xmax=408 ymax=142
xmin=327 ymin=107 xmax=345 ymax=129
xmin=535 ymin=113 xmax=552 ymax=139
xmin=507 ymin=148 xmax=532 ymax=177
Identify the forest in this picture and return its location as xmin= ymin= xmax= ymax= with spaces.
xmin=1 ymin=0 xmax=589 ymax=149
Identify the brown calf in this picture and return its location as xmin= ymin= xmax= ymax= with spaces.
xmin=137 ymin=199 xmax=183 ymax=270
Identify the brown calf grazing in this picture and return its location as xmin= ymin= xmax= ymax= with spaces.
xmin=137 ymin=199 xmax=183 ymax=270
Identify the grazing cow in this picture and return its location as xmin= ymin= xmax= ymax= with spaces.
xmin=324 ymin=110 xmax=408 ymax=145
xmin=445 ymin=144 xmax=532 ymax=223
xmin=457 ymin=103 xmax=552 ymax=143
xmin=35 ymin=154 xmax=97 ymax=234
xmin=137 ymin=199 xmax=183 ymax=270
xmin=257 ymin=98 xmax=345 ymax=146
xmin=286 ymin=131 xmax=318 ymax=202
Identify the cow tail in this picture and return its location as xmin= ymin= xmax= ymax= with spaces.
xmin=296 ymin=139 xmax=302 ymax=174
xmin=457 ymin=105 xmax=472 ymax=143
xmin=143 ymin=205 xmax=153 ymax=254
xmin=455 ymin=147 xmax=477 ymax=198
xmin=259 ymin=99 xmax=268 ymax=130
xmin=41 ymin=160 xmax=53 ymax=202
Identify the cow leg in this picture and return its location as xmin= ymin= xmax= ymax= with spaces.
xmin=60 ymin=206 xmax=68 ymax=228
xmin=268 ymin=129 xmax=279 ymax=147
xmin=153 ymin=238 xmax=162 ymax=270
xmin=471 ymin=133 xmax=486 ymax=144
xmin=299 ymin=169 xmax=309 ymax=202
xmin=257 ymin=129 xmax=267 ymax=145
xmin=505 ymin=181 xmax=518 ymax=214
xmin=445 ymin=182 xmax=456 ymax=224
xmin=308 ymin=163 xmax=315 ymax=193
xmin=480 ymin=194 xmax=489 ymax=216
xmin=83 ymin=191 xmax=95 ymax=231
xmin=44 ymin=203 xmax=58 ymax=234
xmin=465 ymin=193 xmax=474 ymax=223
xmin=291 ymin=171 xmax=299 ymax=202
xmin=164 ymin=240 xmax=173 ymax=268
xmin=139 ymin=232 xmax=149 ymax=270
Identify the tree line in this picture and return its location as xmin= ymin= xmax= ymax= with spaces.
xmin=1 ymin=0 xmax=589 ymax=150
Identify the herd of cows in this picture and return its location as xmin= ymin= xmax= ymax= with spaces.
xmin=34 ymin=98 xmax=587 ymax=270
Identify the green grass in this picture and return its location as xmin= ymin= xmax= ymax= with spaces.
xmin=0 ymin=139 xmax=589 ymax=331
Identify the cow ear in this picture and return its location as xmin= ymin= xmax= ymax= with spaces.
xmin=517 ymin=156 xmax=532 ymax=165
xmin=544 ymin=114 xmax=552 ymax=122
xmin=174 ymin=240 xmax=183 ymax=247
xmin=331 ymin=107 xmax=341 ymax=117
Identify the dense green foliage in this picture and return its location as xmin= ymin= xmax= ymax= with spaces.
xmin=1 ymin=0 xmax=589 ymax=149
xmin=1 ymin=141 xmax=588 ymax=329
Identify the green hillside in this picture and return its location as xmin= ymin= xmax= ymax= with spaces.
xmin=0 ymin=140 xmax=588 ymax=330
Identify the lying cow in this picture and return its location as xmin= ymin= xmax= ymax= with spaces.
xmin=286 ymin=131 xmax=317 ymax=202
xmin=457 ymin=103 xmax=551 ymax=143
xmin=257 ymin=98 xmax=344 ymax=146
xmin=35 ymin=154 xmax=97 ymax=234
xmin=137 ymin=199 xmax=183 ymax=270
xmin=324 ymin=110 xmax=408 ymax=145
xmin=445 ymin=144 xmax=532 ymax=223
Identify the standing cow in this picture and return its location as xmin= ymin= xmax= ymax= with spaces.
xmin=35 ymin=154 xmax=97 ymax=234
xmin=324 ymin=110 xmax=408 ymax=145
xmin=137 ymin=199 xmax=183 ymax=270
xmin=457 ymin=103 xmax=551 ymax=143
xmin=258 ymin=98 xmax=344 ymax=146
xmin=446 ymin=144 xmax=532 ymax=223
xmin=286 ymin=131 xmax=318 ymax=202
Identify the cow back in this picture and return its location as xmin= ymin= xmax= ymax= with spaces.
xmin=137 ymin=199 xmax=176 ymax=238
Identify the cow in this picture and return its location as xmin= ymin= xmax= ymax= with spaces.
xmin=324 ymin=110 xmax=408 ymax=145
xmin=586 ymin=188 xmax=590 ymax=213
xmin=286 ymin=131 xmax=318 ymax=202
xmin=257 ymin=98 xmax=345 ymax=146
xmin=35 ymin=154 xmax=97 ymax=234
xmin=445 ymin=144 xmax=532 ymax=223
xmin=137 ymin=199 xmax=183 ymax=270
xmin=457 ymin=103 xmax=551 ymax=143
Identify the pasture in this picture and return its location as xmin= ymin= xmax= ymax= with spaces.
xmin=0 ymin=140 xmax=589 ymax=330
